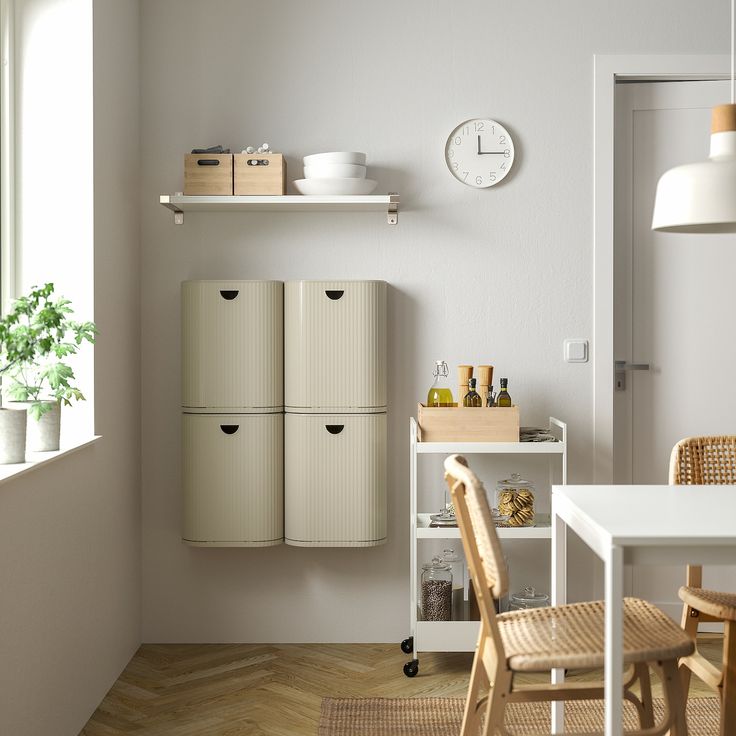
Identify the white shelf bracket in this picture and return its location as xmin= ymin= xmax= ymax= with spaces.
xmin=388 ymin=192 xmax=399 ymax=225
xmin=174 ymin=211 xmax=184 ymax=225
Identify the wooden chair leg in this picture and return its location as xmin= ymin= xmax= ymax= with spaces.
xmin=659 ymin=659 xmax=689 ymax=736
xmin=480 ymin=667 xmax=510 ymax=736
xmin=461 ymin=627 xmax=489 ymax=736
xmin=721 ymin=620 xmax=736 ymax=736
xmin=635 ymin=662 xmax=655 ymax=729
xmin=679 ymin=566 xmax=702 ymax=698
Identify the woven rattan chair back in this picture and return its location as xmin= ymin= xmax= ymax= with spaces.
xmin=444 ymin=455 xmax=509 ymax=602
xmin=669 ymin=435 xmax=736 ymax=734
xmin=669 ymin=435 xmax=736 ymax=485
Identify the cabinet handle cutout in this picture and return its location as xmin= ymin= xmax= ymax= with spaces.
xmin=220 ymin=425 xmax=239 ymax=435
xmin=325 ymin=290 xmax=344 ymax=300
xmin=196 ymin=158 xmax=220 ymax=166
xmin=219 ymin=290 xmax=239 ymax=300
xmin=325 ymin=425 xmax=344 ymax=434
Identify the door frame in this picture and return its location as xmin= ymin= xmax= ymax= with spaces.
xmin=593 ymin=54 xmax=730 ymax=483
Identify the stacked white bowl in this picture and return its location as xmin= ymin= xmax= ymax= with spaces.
xmin=294 ymin=152 xmax=377 ymax=195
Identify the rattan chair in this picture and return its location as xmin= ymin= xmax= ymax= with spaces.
xmin=444 ymin=454 xmax=693 ymax=736
xmin=669 ymin=436 xmax=736 ymax=735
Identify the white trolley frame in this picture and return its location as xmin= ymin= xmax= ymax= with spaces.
xmin=403 ymin=416 xmax=567 ymax=676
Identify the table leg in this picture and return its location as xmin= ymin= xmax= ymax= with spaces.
xmin=551 ymin=500 xmax=567 ymax=734
xmin=604 ymin=545 xmax=624 ymax=736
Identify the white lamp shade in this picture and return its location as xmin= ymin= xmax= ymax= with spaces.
xmin=652 ymin=158 xmax=736 ymax=233
xmin=652 ymin=110 xmax=736 ymax=233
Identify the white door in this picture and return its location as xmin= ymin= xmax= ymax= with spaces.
xmin=614 ymin=80 xmax=736 ymax=617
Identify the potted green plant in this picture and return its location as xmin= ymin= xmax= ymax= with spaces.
xmin=0 ymin=283 xmax=96 ymax=455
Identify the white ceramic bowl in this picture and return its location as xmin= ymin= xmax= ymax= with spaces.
xmin=302 ymin=151 xmax=367 ymax=166
xmin=293 ymin=178 xmax=378 ymax=195
xmin=304 ymin=163 xmax=366 ymax=179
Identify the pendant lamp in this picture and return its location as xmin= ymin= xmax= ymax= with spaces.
xmin=651 ymin=0 xmax=736 ymax=233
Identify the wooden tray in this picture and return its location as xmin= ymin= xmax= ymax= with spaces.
xmin=417 ymin=403 xmax=520 ymax=442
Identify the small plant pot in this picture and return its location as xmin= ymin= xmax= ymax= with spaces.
xmin=9 ymin=400 xmax=61 ymax=452
xmin=0 ymin=407 xmax=28 ymax=463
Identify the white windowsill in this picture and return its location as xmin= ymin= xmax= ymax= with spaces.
xmin=0 ymin=435 xmax=102 ymax=486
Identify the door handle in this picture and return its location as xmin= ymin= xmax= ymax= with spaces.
xmin=325 ymin=425 xmax=344 ymax=434
xmin=615 ymin=361 xmax=650 ymax=391
xmin=615 ymin=361 xmax=650 ymax=371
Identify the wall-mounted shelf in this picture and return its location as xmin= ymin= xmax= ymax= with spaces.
xmin=159 ymin=193 xmax=400 ymax=225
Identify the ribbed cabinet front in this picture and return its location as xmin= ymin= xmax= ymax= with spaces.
xmin=285 ymin=280 xmax=387 ymax=547
xmin=285 ymin=413 xmax=386 ymax=546
xmin=181 ymin=280 xmax=284 ymax=546
xmin=183 ymin=413 xmax=283 ymax=546
xmin=182 ymin=280 xmax=283 ymax=410
xmin=285 ymin=280 xmax=386 ymax=411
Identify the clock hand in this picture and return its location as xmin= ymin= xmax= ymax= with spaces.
xmin=477 ymin=135 xmax=481 ymax=155
xmin=478 ymin=151 xmax=508 ymax=154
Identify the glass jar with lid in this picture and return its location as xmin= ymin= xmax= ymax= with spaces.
xmin=420 ymin=556 xmax=453 ymax=621
xmin=495 ymin=473 xmax=536 ymax=527
xmin=441 ymin=548 xmax=465 ymax=620
xmin=509 ymin=586 xmax=550 ymax=611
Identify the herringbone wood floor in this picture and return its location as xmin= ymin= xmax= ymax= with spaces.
xmin=80 ymin=637 xmax=723 ymax=736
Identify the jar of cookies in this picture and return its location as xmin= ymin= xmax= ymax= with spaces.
xmin=495 ymin=473 xmax=536 ymax=527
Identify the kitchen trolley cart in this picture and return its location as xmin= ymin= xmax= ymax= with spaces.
xmin=402 ymin=416 xmax=567 ymax=676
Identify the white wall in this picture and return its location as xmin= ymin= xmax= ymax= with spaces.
xmin=140 ymin=0 xmax=727 ymax=642
xmin=0 ymin=1 xmax=140 ymax=733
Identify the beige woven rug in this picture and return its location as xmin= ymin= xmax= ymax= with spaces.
xmin=319 ymin=697 xmax=720 ymax=735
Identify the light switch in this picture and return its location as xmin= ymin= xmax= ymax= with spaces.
xmin=564 ymin=339 xmax=588 ymax=363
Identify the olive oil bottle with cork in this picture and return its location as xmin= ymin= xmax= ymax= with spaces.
xmin=496 ymin=378 xmax=512 ymax=407
xmin=463 ymin=378 xmax=482 ymax=407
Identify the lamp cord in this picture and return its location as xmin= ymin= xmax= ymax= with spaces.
xmin=732 ymin=0 xmax=735 ymax=103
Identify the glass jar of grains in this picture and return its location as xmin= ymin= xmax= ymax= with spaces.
xmin=495 ymin=473 xmax=536 ymax=527
xmin=421 ymin=557 xmax=453 ymax=621
xmin=441 ymin=548 xmax=466 ymax=620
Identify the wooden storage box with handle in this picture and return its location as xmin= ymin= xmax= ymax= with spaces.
xmin=417 ymin=403 xmax=520 ymax=442
xmin=184 ymin=154 xmax=233 ymax=195
xmin=234 ymin=153 xmax=286 ymax=195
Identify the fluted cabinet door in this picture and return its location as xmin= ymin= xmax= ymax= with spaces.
xmin=284 ymin=281 xmax=386 ymax=411
xmin=182 ymin=280 xmax=283 ymax=409
xmin=285 ymin=413 xmax=387 ymax=547
xmin=182 ymin=413 xmax=283 ymax=546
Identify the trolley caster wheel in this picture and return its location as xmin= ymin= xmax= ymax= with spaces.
xmin=400 ymin=637 xmax=414 ymax=654
xmin=403 ymin=660 xmax=419 ymax=678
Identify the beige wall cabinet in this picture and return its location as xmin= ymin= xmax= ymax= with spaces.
xmin=182 ymin=280 xmax=283 ymax=409
xmin=181 ymin=280 xmax=284 ymax=547
xmin=284 ymin=412 xmax=387 ymax=547
xmin=285 ymin=280 xmax=386 ymax=411
xmin=284 ymin=280 xmax=388 ymax=547
xmin=182 ymin=412 xmax=283 ymax=546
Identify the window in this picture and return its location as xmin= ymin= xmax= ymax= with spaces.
xmin=0 ymin=0 xmax=95 ymax=451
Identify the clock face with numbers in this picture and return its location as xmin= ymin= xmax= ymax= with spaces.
xmin=445 ymin=118 xmax=515 ymax=188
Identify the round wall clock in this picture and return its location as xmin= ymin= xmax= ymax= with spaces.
xmin=445 ymin=118 xmax=515 ymax=188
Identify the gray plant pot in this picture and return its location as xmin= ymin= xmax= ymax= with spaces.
xmin=9 ymin=400 xmax=61 ymax=452
xmin=29 ymin=400 xmax=61 ymax=452
xmin=0 ymin=407 xmax=27 ymax=463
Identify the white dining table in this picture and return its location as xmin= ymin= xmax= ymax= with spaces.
xmin=550 ymin=484 xmax=736 ymax=735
